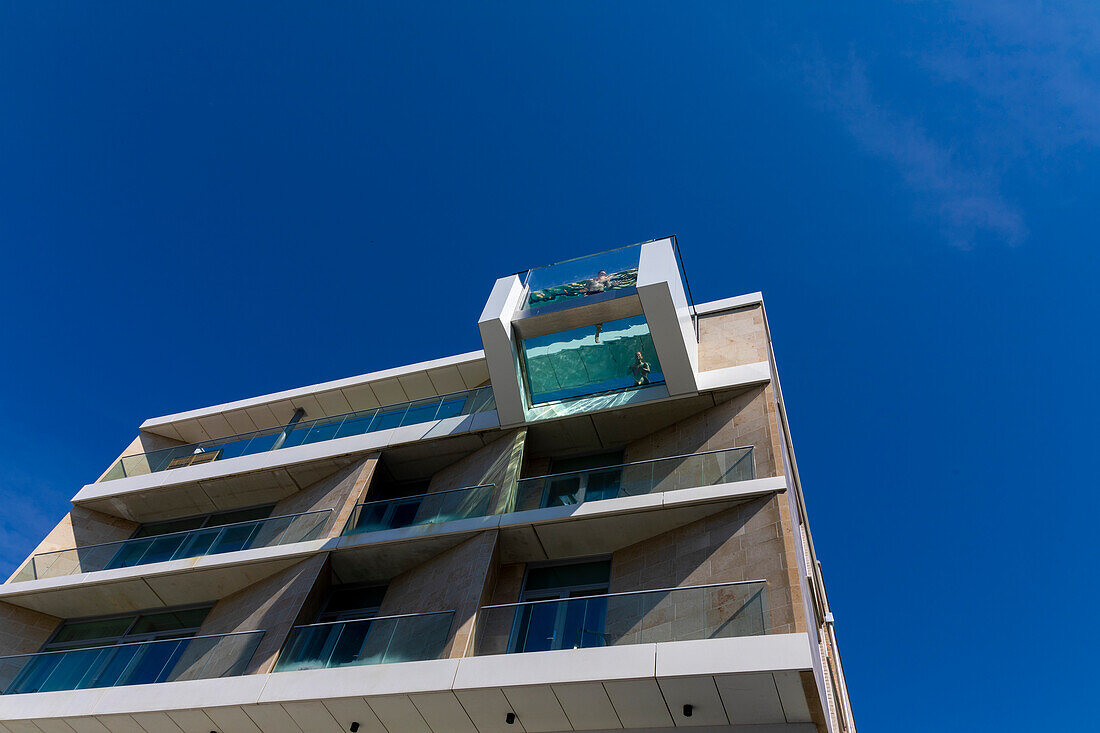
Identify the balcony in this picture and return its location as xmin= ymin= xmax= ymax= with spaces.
xmin=0 ymin=631 xmax=263 ymax=695
xmin=274 ymin=611 xmax=455 ymax=673
xmin=475 ymin=581 xmax=769 ymax=656
xmin=100 ymin=387 xmax=495 ymax=482
xmin=16 ymin=509 xmax=332 ymax=582
xmin=343 ymin=484 xmax=495 ymax=537
xmin=513 ymin=446 xmax=755 ymax=512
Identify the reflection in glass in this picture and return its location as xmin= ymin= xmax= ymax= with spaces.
xmin=520 ymin=315 xmax=663 ymax=405
xmin=274 ymin=611 xmax=454 ymax=672
xmin=523 ymin=245 xmax=641 ymax=312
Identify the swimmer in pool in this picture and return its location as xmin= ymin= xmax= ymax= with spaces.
xmin=629 ymin=351 xmax=651 ymax=385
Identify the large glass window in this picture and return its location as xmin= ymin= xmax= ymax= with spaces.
xmin=510 ymin=560 xmax=611 ymax=653
xmin=520 ymin=314 xmax=664 ymax=405
xmin=7 ymin=608 xmax=210 ymax=694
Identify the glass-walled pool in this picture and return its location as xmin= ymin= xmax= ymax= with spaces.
xmin=522 ymin=244 xmax=640 ymax=313
xmin=520 ymin=314 xmax=664 ymax=405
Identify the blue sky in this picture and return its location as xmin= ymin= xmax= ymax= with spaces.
xmin=0 ymin=2 xmax=1096 ymax=729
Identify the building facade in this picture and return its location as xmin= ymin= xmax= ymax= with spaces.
xmin=0 ymin=238 xmax=855 ymax=733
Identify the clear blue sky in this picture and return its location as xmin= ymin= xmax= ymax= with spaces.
xmin=1 ymin=2 xmax=1095 ymax=729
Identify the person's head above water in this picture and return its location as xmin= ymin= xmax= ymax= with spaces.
xmin=635 ymin=351 xmax=644 ymax=361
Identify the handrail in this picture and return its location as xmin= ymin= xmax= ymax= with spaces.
xmin=31 ymin=508 xmax=333 ymax=558
xmin=480 ymin=579 xmax=768 ymax=610
xmin=0 ymin=630 xmax=264 ymax=661
xmin=517 ymin=445 xmax=755 ymax=483
xmin=286 ymin=609 xmax=455 ymax=630
xmin=350 ymin=483 xmax=494 ymax=508
xmin=101 ymin=385 xmax=494 ymax=480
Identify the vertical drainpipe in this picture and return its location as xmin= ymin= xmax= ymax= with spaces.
xmin=270 ymin=408 xmax=306 ymax=451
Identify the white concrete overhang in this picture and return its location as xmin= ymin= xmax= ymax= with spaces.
xmin=73 ymin=411 xmax=503 ymax=523
xmin=0 ymin=539 xmax=329 ymax=618
xmin=479 ymin=238 xmax=703 ymax=427
xmin=4 ymin=477 xmax=786 ymax=619
xmin=329 ymin=476 xmax=786 ymax=584
xmin=139 ymin=352 xmax=491 ymax=445
xmin=0 ymin=634 xmax=821 ymax=733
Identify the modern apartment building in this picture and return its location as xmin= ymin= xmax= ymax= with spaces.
xmin=0 ymin=238 xmax=855 ymax=733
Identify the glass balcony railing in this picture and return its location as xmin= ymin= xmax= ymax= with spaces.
xmin=522 ymin=244 xmax=641 ymax=314
xmin=21 ymin=509 xmax=332 ymax=581
xmin=0 ymin=631 xmax=264 ymax=695
xmin=343 ymin=484 xmax=496 ymax=536
xmin=513 ymin=446 xmax=755 ymax=512
xmin=475 ymin=581 xmax=768 ymax=656
xmin=274 ymin=611 xmax=454 ymax=672
xmin=100 ymin=386 xmax=495 ymax=482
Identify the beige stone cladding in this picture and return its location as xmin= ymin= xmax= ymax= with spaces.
xmin=376 ymin=531 xmax=499 ymax=659
xmin=265 ymin=454 xmax=379 ymax=542
xmin=186 ymin=553 xmax=329 ymax=676
xmin=621 ymin=384 xmax=785 ymax=484
xmin=475 ymin=562 xmax=525 ymax=655
xmin=697 ymin=304 xmax=769 ymax=371
xmin=0 ymin=603 xmax=61 ymax=688
xmin=608 ymin=495 xmax=805 ymax=638
xmin=7 ymin=507 xmax=138 ymax=582
xmin=425 ymin=429 xmax=526 ymax=516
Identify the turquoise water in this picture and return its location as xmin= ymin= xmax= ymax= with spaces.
xmin=520 ymin=314 xmax=664 ymax=404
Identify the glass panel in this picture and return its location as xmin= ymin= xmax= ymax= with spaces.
xmin=333 ymin=411 xmax=377 ymax=438
xmin=370 ymin=407 xmax=407 ymax=431
xmin=205 ymin=505 xmax=274 ymax=527
xmin=399 ymin=399 xmax=441 ymax=427
xmin=24 ymin=510 xmax=333 ymax=580
xmin=96 ymin=388 xmax=495 ymax=483
xmin=48 ymin=618 xmax=133 ymax=646
xmin=132 ymin=516 xmax=206 ymax=539
xmin=544 ymin=476 xmax=582 ymax=506
xmin=520 ymin=315 xmax=663 ymax=405
xmin=208 ymin=523 xmax=261 ymax=554
xmin=104 ymin=539 xmax=156 ymax=570
xmin=514 ymin=447 xmax=754 ymax=511
xmin=523 ymin=561 xmax=611 ymax=593
xmin=476 ymin=582 xmax=769 ymax=657
xmin=1 ymin=632 xmax=264 ymax=694
xmin=273 ymin=625 xmax=341 ymax=673
xmin=274 ymin=612 xmax=454 ymax=673
xmin=388 ymin=500 xmax=423 ymax=529
xmin=129 ymin=608 xmax=210 ymax=636
xmin=523 ymin=245 xmax=641 ymax=312
xmin=343 ymin=485 xmax=496 ymax=537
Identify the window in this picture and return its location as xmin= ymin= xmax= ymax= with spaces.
xmin=316 ymin=584 xmax=387 ymax=623
xmin=7 ymin=608 xmax=210 ymax=694
xmin=541 ymin=451 xmax=625 ymax=506
xmin=511 ymin=560 xmax=611 ymax=652
xmin=105 ymin=505 xmax=276 ymax=569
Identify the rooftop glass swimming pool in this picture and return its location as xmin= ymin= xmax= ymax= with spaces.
xmin=519 ymin=314 xmax=664 ymax=405
xmin=522 ymin=244 xmax=640 ymax=314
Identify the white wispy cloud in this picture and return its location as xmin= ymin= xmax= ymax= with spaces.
xmin=928 ymin=1 xmax=1100 ymax=150
xmin=802 ymin=52 xmax=1027 ymax=248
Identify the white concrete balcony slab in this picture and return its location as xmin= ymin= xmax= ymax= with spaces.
xmin=329 ymin=475 xmax=786 ymax=584
xmin=0 ymin=633 xmax=824 ymax=732
xmin=0 ymin=537 xmax=330 ymax=618
xmin=139 ymin=351 xmax=491 ymax=445
xmin=74 ymin=407 xmax=501 ymax=523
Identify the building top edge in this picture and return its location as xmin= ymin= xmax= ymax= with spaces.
xmin=139 ymin=349 xmax=487 ymax=432
xmin=138 ymin=292 xmax=765 ymax=434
